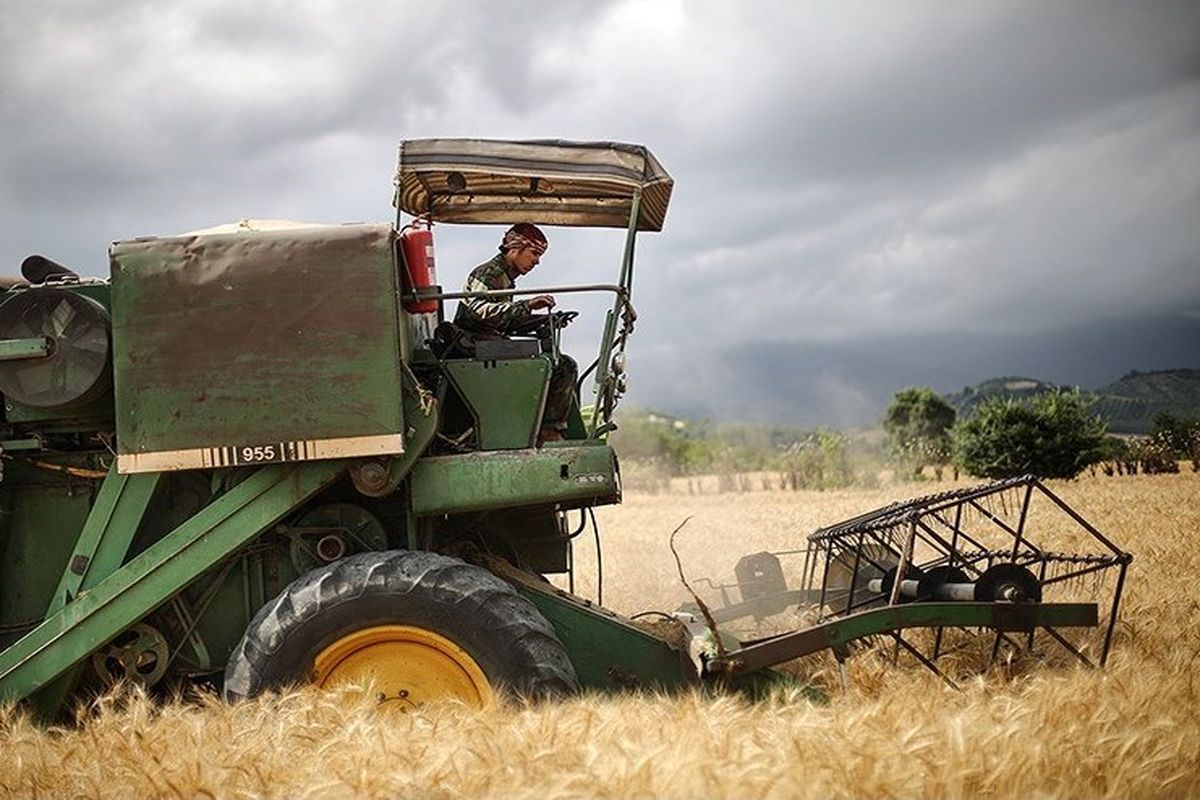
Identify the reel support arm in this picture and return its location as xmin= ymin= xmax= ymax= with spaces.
xmin=708 ymin=601 xmax=1099 ymax=678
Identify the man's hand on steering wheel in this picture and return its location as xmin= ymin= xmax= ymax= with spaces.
xmin=508 ymin=309 xmax=578 ymax=336
xmin=528 ymin=294 xmax=556 ymax=311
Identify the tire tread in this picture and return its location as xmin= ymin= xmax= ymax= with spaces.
xmin=223 ymin=551 xmax=576 ymax=701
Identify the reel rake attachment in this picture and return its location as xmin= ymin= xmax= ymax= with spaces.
xmin=691 ymin=476 xmax=1132 ymax=685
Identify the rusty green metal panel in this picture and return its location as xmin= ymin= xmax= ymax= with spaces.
xmin=443 ymin=358 xmax=550 ymax=449
xmin=0 ymin=478 xmax=95 ymax=650
xmin=109 ymin=224 xmax=405 ymax=473
xmin=409 ymin=444 xmax=620 ymax=516
xmin=493 ymin=564 xmax=695 ymax=692
xmin=0 ymin=460 xmax=347 ymax=705
xmin=523 ymin=588 xmax=696 ymax=691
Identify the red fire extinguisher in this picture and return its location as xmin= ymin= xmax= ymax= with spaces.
xmin=400 ymin=220 xmax=438 ymax=313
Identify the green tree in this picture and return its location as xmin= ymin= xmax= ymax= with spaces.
xmin=883 ymin=387 xmax=957 ymax=478
xmin=952 ymin=390 xmax=1107 ymax=479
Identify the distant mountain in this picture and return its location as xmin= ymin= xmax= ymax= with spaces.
xmin=1092 ymin=369 xmax=1200 ymax=433
xmin=943 ymin=376 xmax=1064 ymax=417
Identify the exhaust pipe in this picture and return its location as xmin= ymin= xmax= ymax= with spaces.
xmin=20 ymin=255 xmax=79 ymax=284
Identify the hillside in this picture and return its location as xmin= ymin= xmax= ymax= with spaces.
xmin=943 ymin=376 xmax=1063 ymax=418
xmin=944 ymin=368 xmax=1200 ymax=433
xmin=1092 ymin=369 xmax=1200 ymax=432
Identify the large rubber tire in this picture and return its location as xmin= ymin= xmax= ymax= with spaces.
xmin=223 ymin=550 xmax=578 ymax=703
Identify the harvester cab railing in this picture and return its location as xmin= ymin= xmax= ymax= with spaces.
xmin=393 ymin=138 xmax=673 ymax=436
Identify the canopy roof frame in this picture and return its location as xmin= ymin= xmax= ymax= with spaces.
xmin=394 ymin=138 xmax=673 ymax=232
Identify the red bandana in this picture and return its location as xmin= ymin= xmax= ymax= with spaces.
xmin=503 ymin=230 xmax=548 ymax=255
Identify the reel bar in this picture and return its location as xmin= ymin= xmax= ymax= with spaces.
xmin=809 ymin=475 xmax=1035 ymax=542
xmin=916 ymin=515 xmax=998 ymax=565
xmin=1011 ymin=479 xmax=1036 ymax=562
xmin=1037 ymin=481 xmax=1128 ymax=556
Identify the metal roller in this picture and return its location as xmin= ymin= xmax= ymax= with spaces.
xmin=869 ymin=563 xmax=1042 ymax=603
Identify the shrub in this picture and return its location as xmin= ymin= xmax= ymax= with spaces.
xmin=883 ymin=387 xmax=956 ymax=478
xmin=952 ymin=390 xmax=1107 ymax=479
xmin=1150 ymin=412 xmax=1200 ymax=466
xmin=775 ymin=428 xmax=853 ymax=490
xmin=1128 ymin=436 xmax=1181 ymax=474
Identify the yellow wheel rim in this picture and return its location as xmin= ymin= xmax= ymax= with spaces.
xmin=313 ymin=625 xmax=495 ymax=709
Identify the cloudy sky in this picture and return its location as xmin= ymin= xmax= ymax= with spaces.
xmin=2 ymin=0 xmax=1198 ymax=425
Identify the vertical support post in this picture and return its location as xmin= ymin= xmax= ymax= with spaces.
xmin=1101 ymin=560 xmax=1129 ymax=667
xmin=567 ymin=539 xmax=575 ymax=595
xmin=934 ymin=503 xmax=965 ymax=659
xmin=844 ymin=534 xmax=864 ymax=616
xmin=817 ymin=537 xmax=834 ymax=615
xmin=947 ymin=503 xmax=963 ymax=568
xmin=887 ymin=518 xmax=917 ymax=665
xmin=1028 ymin=557 xmax=1049 ymax=651
xmin=888 ymin=517 xmax=916 ymax=607
xmin=590 ymin=192 xmax=642 ymax=435
xmin=617 ymin=190 xmax=642 ymax=292
xmin=1009 ymin=481 xmax=1034 ymax=560
xmin=404 ymin=485 xmax=420 ymax=551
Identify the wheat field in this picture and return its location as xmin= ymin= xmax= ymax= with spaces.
xmin=2 ymin=472 xmax=1198 ymax=798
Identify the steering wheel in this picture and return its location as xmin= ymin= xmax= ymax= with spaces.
xmin=508 ymin=310 xmax=578 ymax=337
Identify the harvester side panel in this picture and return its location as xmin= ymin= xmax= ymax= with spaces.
xmin=0 ymin=480 xmax=94 ymax=650
xmin=0 ymin=461 xmax=347 ymax=705
xmin=109 ymin=224 xmax=406 ymax=473
xmin=485 ymin=558 xmax=697 ymax=692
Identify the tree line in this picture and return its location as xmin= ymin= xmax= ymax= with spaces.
xmin=610 ymin=394 xmax=1197 ymax=494
xmin=884 ymin=388 xmax=1199 ymax=480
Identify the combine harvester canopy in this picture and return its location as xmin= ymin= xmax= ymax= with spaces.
xmin=394 ymin=138 xmax=673 ymax=230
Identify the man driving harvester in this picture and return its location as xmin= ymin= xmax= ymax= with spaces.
xmin=455 ymin=223 xmax=578 ymax=443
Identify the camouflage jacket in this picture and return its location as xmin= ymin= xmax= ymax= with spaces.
xmin=453 ymin=253 xmax=533 ymax=333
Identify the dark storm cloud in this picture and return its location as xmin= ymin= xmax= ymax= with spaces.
xmin=1 ymin=0 xmax=1197 ymax=423
xmin=736 ymin=4 xmax=1200 ymax=182
xmin=0 ymin=0 xmax=607 ymax=270
xmin=632 ymin=2 xmax=1200 ymax=327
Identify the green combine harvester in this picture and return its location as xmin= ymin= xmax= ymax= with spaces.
xmin=0 ymin=139 xmax=1130 ymax=718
